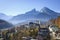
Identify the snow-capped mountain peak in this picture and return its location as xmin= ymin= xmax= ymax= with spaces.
xmin=40 ymin=7 xmax=57 ymax=16
xmin=40 ymin=7 xmax=53 ymax=13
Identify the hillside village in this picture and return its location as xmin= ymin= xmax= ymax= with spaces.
xmin=0 ymin=16 xmax=60 ymax=40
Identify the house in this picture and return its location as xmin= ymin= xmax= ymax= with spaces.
xmin=48 ymin=25 xmax=60 ymax=40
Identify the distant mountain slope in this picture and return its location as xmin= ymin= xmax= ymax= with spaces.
xmin=0 ymin=13 xmax=12 ymax=20
xmin=0 ymin=20 xmax=13 ymax=29
xmin=11 ymin=7 xmax=60 ymax=24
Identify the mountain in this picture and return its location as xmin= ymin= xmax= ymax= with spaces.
xmin=40 ymin=7 xmax=57 ymax=15
xmin=0 ymin=13 xmax=12 ymax=20
xmin=40 ymin=7 xmax=60 ymax=19
xmin=11 ymin=7 xmax=60 ymax=24
xmin=0 ymin=19 xmax=13 ymax=29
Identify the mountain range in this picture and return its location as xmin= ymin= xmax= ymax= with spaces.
xmin=10 ymin=7 xmax=60 ymax=24
xmin=0 ymin=7 xmax=60 ymax=24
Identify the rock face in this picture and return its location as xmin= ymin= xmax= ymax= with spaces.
xmin=0 ymin=20 xmax=13 ymax=29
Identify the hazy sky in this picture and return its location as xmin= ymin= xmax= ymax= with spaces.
xmin=0 ymin=0 xmax=60 ymax=16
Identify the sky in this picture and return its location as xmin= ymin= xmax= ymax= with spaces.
xmin=0 ymin=0 xmax=60 ymax=16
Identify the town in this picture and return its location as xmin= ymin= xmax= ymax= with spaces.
xmin=0 ymin=16 xmax=60 ymax=40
